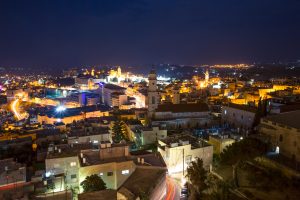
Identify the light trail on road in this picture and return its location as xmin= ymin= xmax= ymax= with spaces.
xmin=166 ymin=176 xmax=177 ymax=200
xmin=11 ymin=98 xmax=23 ymax=120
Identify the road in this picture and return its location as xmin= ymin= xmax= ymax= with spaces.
xmin=11 ymin=98 xmax=22 ymax=120
xmin=11 ymin=98 xmax=27 ymax=120
xmin=166 ymin=176 xmax=181 ymax=200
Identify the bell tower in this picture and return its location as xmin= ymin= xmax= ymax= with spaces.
xmin=147 ymin=69 xmax=159 ymax=116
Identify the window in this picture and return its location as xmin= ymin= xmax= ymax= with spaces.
xmin=122 ymin=170 xmax=129 ymax=175
xmin=224 ymin=110 xmax=227 ymax=115
xmin=70 ymin=162 xmax=77 ymax=167
xmin=107 ymin=172 xmax=113 ymax=176
xmin=185 ymin=155 xmax=192 ymax=165
xmin=71 ymin=174 xmax=77 ymax=179
xmin=152 ymin=96 xmax=155 ymax=104
xmin=241 ymin=115 xmax=244 ymax=119
xmin=279 ymin=135 xmax=283 ymax=142
xmin=99 ymin=173 xmax=103 ymax=176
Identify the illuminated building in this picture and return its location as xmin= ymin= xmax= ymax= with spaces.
xmin=172 ymin=86 xmax=180 ymax=104
xmin=38 ymin=105 xmax=110 ymax=124
xmin=45 ymin=143 xmax=166 ymax=195
xmin=101 ymin=84 xmax=126 ymax=107
xmin=147 ymin=70 xmax=159 ymax=117
xmin=158 ymin=134 xmax=213 ymax=174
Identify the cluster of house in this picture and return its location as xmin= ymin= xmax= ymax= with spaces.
xmin=1 ymin=69 xmax=300 ymax=199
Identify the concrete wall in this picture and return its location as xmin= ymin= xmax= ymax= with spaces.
xmin=79 ymin=161 xmax=136 ymax=191
xmin=158 ymin=143 xmax=213 ymax=174
xmin=141 ymin=127 xmax=167 ymax=145
xmin=45 ymin=156 xmax=80 ymax=190
xmin=67 ymin=133 xmax=111 ymax=144
xmin=222 ymin=106 xmax=255 ymax=129
xmin=38 ymin=111 xmax=109 ymax=125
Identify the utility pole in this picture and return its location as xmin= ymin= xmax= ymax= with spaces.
xmin=182 ymin=148 xmax=185 ymax=176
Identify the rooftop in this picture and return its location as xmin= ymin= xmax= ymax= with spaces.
xmin=265 ymin=110 xmax=300 ymax=129
xmin=225 ymin=103 xmax=257 ymax=113
xmin=69 ymin=127 xmax=110 ymax=137
xmin=46 ymin=143 xmax=94 ymax=159
xmin=104 ymin=83 xmax=126 ymax=90
xmin=156 ymin=103 xmax=209 ymax=113
xmin=159 ymin=134 xmax=211 ymax=149
xmin=119 ymin=167 xmax=166 ymax=199
xmin=78 ymin=190 xmax=117 ymax=200
xmin=0 ymin=158 xmax=25 ymax=173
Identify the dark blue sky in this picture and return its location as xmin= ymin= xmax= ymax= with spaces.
xmin=0 ymin=0 xmax=300 ymax=68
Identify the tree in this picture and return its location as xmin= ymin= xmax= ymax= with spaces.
xmin=80 ymin=174 xmax=107 ymax=192
xmin=219 ymin=137 xmax=269 ymax=187
xmin=186 ymin=158 xmax=208 ymax=196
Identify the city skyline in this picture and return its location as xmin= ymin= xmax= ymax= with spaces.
xmin=1 ymin=0 xmax=300 ymax=68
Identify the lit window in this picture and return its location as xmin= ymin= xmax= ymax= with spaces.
xmin=99 ymin=173 xmax=103 ymax=176
xmin=70 ymin=162 xmax=77 ymax=167
xmin=122 ymin=170 xmax=129 ymax=175
xmin=224 ymin=110 xmax=227 ymax=115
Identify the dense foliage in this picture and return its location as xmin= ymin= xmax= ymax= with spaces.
xmin=80 ymin=174 xmax=107 ymax=192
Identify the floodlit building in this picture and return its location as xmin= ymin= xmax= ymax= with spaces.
xmin=259 ymin=110 xmax=300 ymax=163
xmin=45 ymin=142 xmax=167 ymax=195
xmin=38 ymin=105 xmax=111 ymax=124
xmin=147 ymin=70 xmax=159 ymax=117
xmin=101 ymin=84 xmax=126 ymax=107
xmin=158 ymin=134 xmax=213 ymax=174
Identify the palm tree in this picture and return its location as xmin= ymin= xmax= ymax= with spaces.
xmin=186 ymin=158 xmax=208 ymax=196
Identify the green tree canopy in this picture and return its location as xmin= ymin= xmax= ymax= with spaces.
xmin=80 ymin=174 xmax=107 ymax=192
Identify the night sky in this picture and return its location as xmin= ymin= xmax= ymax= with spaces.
xmin=0 ymin=0 xmax=300 ymax=68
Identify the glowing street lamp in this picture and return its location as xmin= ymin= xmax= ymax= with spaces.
xmin=56 ymin=105 xmax=66 ymax=113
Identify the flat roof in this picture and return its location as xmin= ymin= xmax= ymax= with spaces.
xmin=46 ymin=143 xmax=94 ymax=159
xmin=119 ymin=167 xmax=166 ymax=198
xmin=78 ymin=190 xmax=117 ymax=200
xmin=224 ymin=103 xmax=257 ymax=113
xmin=104 ymin=83 xmax=126 ymax=90
xmin=265 ymin=110 xmax=300 ymax=129
xmin=69 ymin=127 xmax=109 ymax=137
xmin=156 ymin=103 xmax=209 ymax=113
xmin=159 ymin=134 xmax=211 ymax=149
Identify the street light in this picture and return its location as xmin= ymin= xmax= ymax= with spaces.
xmin=56 ymin=105 xmax=66 ymax=113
